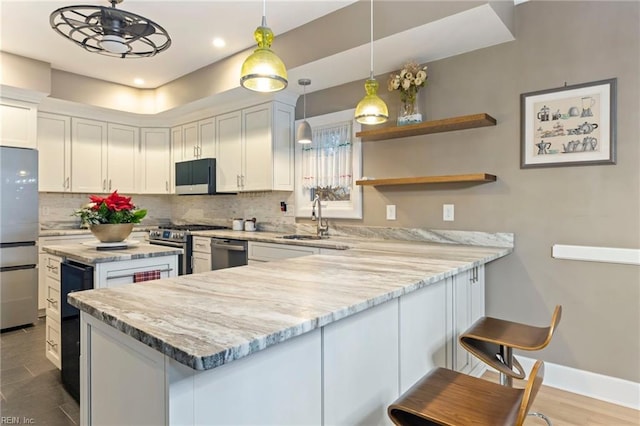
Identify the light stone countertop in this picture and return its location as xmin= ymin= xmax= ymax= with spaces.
xmin=42 ymin=242 xmax=183 ymax=264
xmin=39 ymin=225 xmax=160 ymax=238
xmin=68 ymin=237 xmax=512 ymax=371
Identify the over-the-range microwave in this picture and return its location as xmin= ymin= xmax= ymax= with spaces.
xmin=175 ymin=158 xmax=230 ymax=195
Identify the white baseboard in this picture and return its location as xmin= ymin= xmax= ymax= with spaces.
xmin=516 ymin=356 xmax=640 ymax=410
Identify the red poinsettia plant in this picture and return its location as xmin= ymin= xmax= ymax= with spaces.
xmin=73 ymin=190 xmax=147 ymax=226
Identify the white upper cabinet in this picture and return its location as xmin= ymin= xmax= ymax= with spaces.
xmin=139 ymin=128 xmax=171 ymax=194
xmin=179 ymin=118 xmax=215 ymax=161
xmin=70 ymin=118 xmax=137 ymax=194
xmin=37 ymin=113 xmax=71 ymax=192
xmin=216 ymin=102 xmax=294 ymax=192
xmin=107 ymin=123 xmax=138 ymax=193
xmin=71 ymin=118 xmax=107 ymax=193
xmin=0 ymin=99 xmax=37 ymax=149
xmin=243 ymin=104 xmax=273 ymax=191
xmin=198 ymin=118 xmax=216 ymax=159
xmin=181 ymin=121 xmax=198 ymax=161
xmin=215 ymin=111 xmax=242 ymax=192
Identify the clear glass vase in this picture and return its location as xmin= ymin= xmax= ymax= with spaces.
xmin=397 ymin=94 xmax=423 ymax=126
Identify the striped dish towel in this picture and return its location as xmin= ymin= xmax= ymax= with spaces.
xmin=134 ymin=270 xmax=161 ymax=283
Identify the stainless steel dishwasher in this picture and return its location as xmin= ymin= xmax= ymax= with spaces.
xmin=211 ymin=238 xmax=248 ymax=270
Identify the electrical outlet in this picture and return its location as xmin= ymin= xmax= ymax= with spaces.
xmin=443 ymin=204 xmax=454 ymax=221
xmin=386 ymin=205 xmax=397 ymax=220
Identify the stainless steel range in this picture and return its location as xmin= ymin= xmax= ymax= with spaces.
xmin=148 ymin=225 xmax=228 ymax=275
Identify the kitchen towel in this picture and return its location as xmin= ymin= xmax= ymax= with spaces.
xmin=134 ymin=270 xmax=161 ymax=283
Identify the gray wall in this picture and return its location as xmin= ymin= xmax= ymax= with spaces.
xmin=303 ymin=1 xmax=640 ymax=382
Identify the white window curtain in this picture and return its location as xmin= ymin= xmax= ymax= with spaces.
xmin=300 ymin=120 xmax=353 ymax=201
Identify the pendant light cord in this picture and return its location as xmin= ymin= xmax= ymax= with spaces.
xmin=303 ymin=84 xmax=307 ymax=120
xmin=369 ymin=0 xmax=374 ymax=80
xmin=262 ymin=0 xmax=267 ymax=25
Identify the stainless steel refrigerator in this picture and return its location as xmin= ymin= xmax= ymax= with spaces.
xmin=0 ymin=146 xmax=39 ymax=329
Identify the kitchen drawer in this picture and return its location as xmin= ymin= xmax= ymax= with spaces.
xmin=44 ymin=255 xmax=62 ymax=280
xmin=45 ymin=279 xmax=60 ymax=319
xmin=45 ymin=317 xmax=61 ymax=369
xmin=248 ymin=242 xmax=319 ymax=262
xmin=192 ymin=237 xmax=211 ymax=254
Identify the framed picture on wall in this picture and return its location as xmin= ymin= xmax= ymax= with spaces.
xmin=520 ymin=78 xmax=617 ymax=168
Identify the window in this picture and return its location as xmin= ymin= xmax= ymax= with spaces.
xmin=295 ymin=109 xmax=363 ymax=219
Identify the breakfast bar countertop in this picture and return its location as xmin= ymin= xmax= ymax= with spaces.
xmin=42 ymin=242 xmax=183 ymax=265
xmin=68 ymin=236 xmax=512 ymax=371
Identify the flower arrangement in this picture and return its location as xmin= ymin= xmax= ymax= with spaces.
xmin=387 ymin=61 xmax=428 ymax=120
xmin=73 ymin=190 xmax=147 ymax=227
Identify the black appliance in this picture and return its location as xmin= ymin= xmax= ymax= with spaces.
xmin=211 ymin=238 xmax=248 ymax=270
xmin=148 ymin=225 xmax=229 ymax=275
xmin=175 ymin=158 xmax=231 ymax=195
xmin=60 ymin=260 xmax=94 ymax=403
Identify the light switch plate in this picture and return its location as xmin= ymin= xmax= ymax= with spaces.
xmin=443 ymin=204 xmax=454 ymax=221
xmin=386 ymin=205 xmax=397 ymax=220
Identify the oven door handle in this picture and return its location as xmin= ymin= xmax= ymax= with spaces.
xmin=149 ymin=240 xmax=185 ymax=249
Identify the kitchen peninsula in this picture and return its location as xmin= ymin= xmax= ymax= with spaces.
xmin=42 ymin=242 xmax=181 ymax=287
xmin=68 ymin=234 xmax=512 ymax=425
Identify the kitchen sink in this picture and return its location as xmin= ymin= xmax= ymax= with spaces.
xmin=279 ymin=234 xmax=324 ymax=240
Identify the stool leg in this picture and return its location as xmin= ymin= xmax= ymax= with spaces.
xmin=527 ymin=411 xmax=552 ymax=426
xmin=499 ymin=346 xmax=513 ymax=387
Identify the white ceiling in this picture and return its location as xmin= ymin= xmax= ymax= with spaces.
xmin=0 ymin=0 xmax=357 ymax=88
xmin=0 ymin=1 xmax=517 ymax=101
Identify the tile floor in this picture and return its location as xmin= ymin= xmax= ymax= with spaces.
xmin=0 ymin=317 xmax=79 ymax=425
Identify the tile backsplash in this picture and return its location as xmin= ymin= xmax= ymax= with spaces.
xmin=170 ymin=191 xmax=296 ymax=231
xmin=39 ymin=191 xmax=296 ymax=231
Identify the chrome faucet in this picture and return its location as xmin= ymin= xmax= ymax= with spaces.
xmin=311 ymin=194 xmax=329 ymax=238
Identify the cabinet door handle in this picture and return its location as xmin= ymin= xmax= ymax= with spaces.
xmin=236 ymin=175 xmax=240 ymax=187
xmin=109 ymin=179 xmax=112 ymax=190
xmin=46 ymin=298 xmax=58 ymax=306
xmin=241 ymin=175 xmax=245 ymax=188
xmin=193 ymin=146 xmax=197 ymax=158
xmin=166 ymin=181 xmax=169 ymax=191
xmin=46 ymin=339 xmax=58 ymax=348
xmin=103 ymin=179 xmax=107 ymax=190
xmin=50 ymin=266 xmax=58 ymax=273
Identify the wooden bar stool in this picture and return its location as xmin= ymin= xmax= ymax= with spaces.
xmin=459 ymin=305 xmax=562 ymax=387
xmin=388 ymin=360 xmax=545 ymax=426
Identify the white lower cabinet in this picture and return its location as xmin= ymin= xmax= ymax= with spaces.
xmin=248 ymin=241 xmax=319 ymax=262
xmin=39 ymin=232 xmax=149 ymax=368
xmin=192 ymin=236 xmax=212 ymax=274
xmin=43 ymin=254 xmax=62 ymax=369
xmin=447 ymin=265 xmax=485 ymax=375
xmin=45 ymin=317 xmax=61 ymax=369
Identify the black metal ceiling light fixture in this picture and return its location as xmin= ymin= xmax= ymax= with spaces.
xmin=50 ymin=0 xmax=171 ymax=58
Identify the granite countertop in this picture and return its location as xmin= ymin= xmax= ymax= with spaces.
xmin=68 ymin=238 xmax=512 ymax=371
xmin=42 ymin=242 xmax=182 ymax=265
xmin=191 ymin=229 xmax=352 ymax=250
xmin=40 ymin=225 xmax=159 ymax=238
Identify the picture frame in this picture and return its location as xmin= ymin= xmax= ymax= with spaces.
xmin=520 ymin=78 xmax=616 ymax=168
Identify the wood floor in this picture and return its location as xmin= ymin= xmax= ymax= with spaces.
xmin=482 ymin=371 xmax=640 ymax=425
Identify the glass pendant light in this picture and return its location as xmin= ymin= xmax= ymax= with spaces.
xmin=354 ymin=0 xmax=388 ymax=125
xmin=297 ymin=79 xmax=312 ymax=144
xmin=240 ymin=0 xmax=288 ymax=93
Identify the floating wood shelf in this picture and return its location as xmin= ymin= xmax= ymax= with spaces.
xmin=355 ymin=173 xmax=497 ymax=187
xmin=355 ymin=113 xmax=496 ymax=142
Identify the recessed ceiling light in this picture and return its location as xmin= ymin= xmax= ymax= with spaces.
xmin=133 ymin=78 xmax=145 ymax=86
xmin=212 ymin=38 xmax=226 ymax=48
